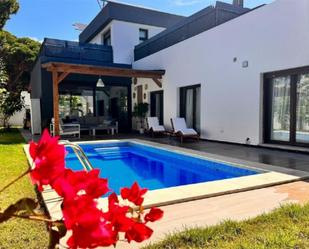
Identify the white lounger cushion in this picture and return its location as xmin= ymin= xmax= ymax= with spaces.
xmin=180 ymin=128 xmax=198 ymax=135
xmin=172 ymin=118 xmax=198 ymax=135
xmin=152 ymin=125 xmax=165 ymax=132
xmin=147 ymin=117 xmax=165 ymax=132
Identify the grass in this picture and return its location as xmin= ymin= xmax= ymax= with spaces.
xmin=0 ymin=128 xmax=49 ymax=249
xmin=144 ymin=203 xmax=309 ymax=249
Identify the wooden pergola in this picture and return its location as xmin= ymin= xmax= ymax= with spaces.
xmin=42 ymin=62 xmax=165 ymax=136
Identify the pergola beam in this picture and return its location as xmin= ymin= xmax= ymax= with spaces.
xmin=57 ymin=71 xmax=71 ymax=84
xmin=152 ymin=78 xmax=162 ymax=88
xmin=42 ymin=62 xmax=165 ymax=79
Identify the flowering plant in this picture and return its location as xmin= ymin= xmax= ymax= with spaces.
xmin=0 ymin=130 xmax=163 ymax=248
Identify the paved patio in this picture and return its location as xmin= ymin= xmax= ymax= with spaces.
xmin=21 ymin=129 xmax=309 ymax=172
xmin=110 ymin=180 xmax=309 ymax=249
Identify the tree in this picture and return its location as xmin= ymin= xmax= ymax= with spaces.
xmin=0 ymin=88 xmax=23 ymax=127
xmin=0 ymin=31 xmax=40 ymax=128
xmin=0 ymin=0 xmax=19 ymax=29
xmin=0 ymin=0 xmax=40 ymax=128
xmin=0 ymin=31 xmax=40 ymax=90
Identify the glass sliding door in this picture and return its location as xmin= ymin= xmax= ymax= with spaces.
xmin=96 ymin=86 xmax=129 ymax=131
xmin=180 ymin=84 xmax=201 ymax=132
xmin=59 ymin=85 xmax=130 ymax=132
xmin=270 ymin=76 xmax=291 ymax=141
xmin=185 ymin=89 xmax=194 ymax=128
xmin=195 ymin=86 xmax=201 ymax=132
xmin=265 ymin=67 xmax=309 ymax=146
xmin=59 ymin=89 xmax=94 ymax=118
xmin=150 ymin=91 xmax=164 ymax=125
xmin=296 ymin=73 xmax=309 ymax=143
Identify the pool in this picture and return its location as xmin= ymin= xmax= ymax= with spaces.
xmin=65 ymin=141 xmax=258 ymax=194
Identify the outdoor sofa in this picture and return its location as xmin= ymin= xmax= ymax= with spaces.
xmin=75 ymin=116 xmax=118 ymax=136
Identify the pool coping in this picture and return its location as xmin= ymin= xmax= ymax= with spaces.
xmin=23 ymin=139 xmax=309 ymax=221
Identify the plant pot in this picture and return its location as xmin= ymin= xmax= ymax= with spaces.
xmin=139 ymin=128 xmax=144 ymax=134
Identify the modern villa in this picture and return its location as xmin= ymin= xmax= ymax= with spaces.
xmin=30 ymin=0 xmax=309 ymax=148
xmin=10 ymin=1 xmax=309 ymax=247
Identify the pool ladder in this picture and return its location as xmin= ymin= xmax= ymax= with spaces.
xmin=63 ymin=142 xmax=93 ymax=171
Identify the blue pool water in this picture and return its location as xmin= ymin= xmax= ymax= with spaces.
xmin=65 ymin=142 xmax=258 ymax=194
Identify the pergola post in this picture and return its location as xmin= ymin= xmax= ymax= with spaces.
xmin=52 ymin=71 xmax=60 ymax=136
xmin=51 ymin=70 xmax=71 ymax=136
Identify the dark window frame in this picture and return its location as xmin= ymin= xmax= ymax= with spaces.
xmin=179 ymin=84 xmax=201 ymax=131
xmin=102 ymin=30 xmax=111 ymax=46
xmin=139 ymin=28 xmax=148 ymax=43
xmin=150 ymin=90 xmax=164 ymax=125
xmin=137 ymin=85 xmax=143 ymax=104
xmin=264 ymin=65 xmax=309 ymax=147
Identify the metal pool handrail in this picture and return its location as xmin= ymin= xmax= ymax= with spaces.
xmin=63 ymin=142 xmax=93 ymax=171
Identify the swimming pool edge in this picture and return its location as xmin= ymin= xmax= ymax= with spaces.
xmin=23 ymin=140 xmax=309 ymax=221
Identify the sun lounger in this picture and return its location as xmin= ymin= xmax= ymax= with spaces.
xmin=170 ymin=117 xmax=199 ymax=143
xmin=146 ymin=117 xmax=166 ymax=136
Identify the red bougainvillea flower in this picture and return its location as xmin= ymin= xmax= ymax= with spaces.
xmin=62 ymin=195 xmax=101 ymax=229
xmin=105 ymin=193 xmax=134 ymax=232
xmin=121 ymin=182 xmax=147 ymax=206
xmin=63 ymin=195 xmax=117 ymax=248
xmin=28 ymin=130 xmax=164 ymax=248
xmin=29 ymin=129 xmax=65 ymax=190
xmin=125 ymin=222 xmax=153 ymax=243
xmin=52 ymin=168 xmax=109 ymax=200
xmin=67 ymin=221 xmax=116 ymax=249
xmin=145 ymin=207 xmax=164 ymax=223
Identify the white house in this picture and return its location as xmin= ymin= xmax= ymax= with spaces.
xmin=132 ymin=0 xmax=309 ymax=147
xmin=30 ymin=0 xmax=309 ymax=148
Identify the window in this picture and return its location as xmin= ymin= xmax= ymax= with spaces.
xmin=102 ymin=30 xmax=111 ymax=46
xmin=150 ymin=91 xmax=164 ymax=125
xmin=139 ymin=29 xmax=148 ymax=43
xmin=137 ymin=85 xmax=143 ymax=104
xmin=179 ymin=85 xmax=201 ymax=132
xmin=264 ymin=66 xmax=309 ymax=146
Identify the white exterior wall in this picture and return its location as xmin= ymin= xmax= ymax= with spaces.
xmin=7 ymin=91 xmax=30 ymax=126
xmin=111 ymin=20 xmax=165 ymax=64
xmin=132 ymin=78 xmax=163 ymax=130
xmin=133 ymin=0 xmax=309 ymax=145
xmin=30 ymin=98 xmax=41 ymax=135
xmin=90 ymin=23 xmax=112 ymax=45
xmin=89 ymin=20 xmax=165 ymax=64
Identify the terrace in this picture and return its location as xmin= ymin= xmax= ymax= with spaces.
xmin=2 ymin=0 xmax=309 ymax=248
xmin=19 ymin=128 xmax=309 ymax=248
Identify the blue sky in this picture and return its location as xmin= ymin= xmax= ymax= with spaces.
xmin=5 ymin=0 xmax=273 ymax=42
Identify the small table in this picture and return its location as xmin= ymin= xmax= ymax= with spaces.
xmin=90 ymin=126 xmax=117 ymax=136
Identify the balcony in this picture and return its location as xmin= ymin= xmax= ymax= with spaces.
xmin=40 ymin=38 xmax=113 ymax=66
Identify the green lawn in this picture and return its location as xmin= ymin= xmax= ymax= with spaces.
xmin=144 ymin=203 xmax=309 ymax=249
xmin=0 ymin=128 xmax=49 ymax=249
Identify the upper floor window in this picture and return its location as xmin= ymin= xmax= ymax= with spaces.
xmin=139 ymin=29 xmax=148 ymax=43
xmin=102 ymin=30 xmax=111 ymax=46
